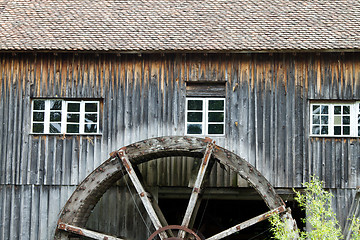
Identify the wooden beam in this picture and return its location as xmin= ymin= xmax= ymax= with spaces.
xmin=206 ymin=205 xmax=286 ymax=240
xmin=179 ymin=141 xmax=215 ymax=238
xmin=57 ymin=222 xmax=124 ymax=240
xmin=151 ymin=199 xmax=175 ymax=237
xmin=115 ymin=150 xmax=168 ymax=240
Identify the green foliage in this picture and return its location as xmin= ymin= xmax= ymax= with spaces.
xmin=269 ymin=176 xmax=347 ymax=240
xmin=269 ymin=213 xmax=300 ymax=240
xmin=295 ymin=176 xmax=343 ymax=239
xmin=350 ymin=217 xmax=360 ymax=240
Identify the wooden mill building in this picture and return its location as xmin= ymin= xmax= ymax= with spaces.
xmin=0 ymin=0 xmax=360 ymax=239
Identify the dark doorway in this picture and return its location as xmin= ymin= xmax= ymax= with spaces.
xmin=159 ymin=199 xmax=271 ymax=239
xmin=158 ymin=197 xmax=305 ymax=240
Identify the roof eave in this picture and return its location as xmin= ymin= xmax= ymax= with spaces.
xmin=1 ymin=48 xmax=360 ymax=54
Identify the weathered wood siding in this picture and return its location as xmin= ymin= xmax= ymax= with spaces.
xmin=0 ymin=52 xmax=360 ymax=239
xmin=0 ymin=185 xmax=76 ymax=240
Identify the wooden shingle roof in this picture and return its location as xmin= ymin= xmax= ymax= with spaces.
xmin=0 ymin=0 xmax=359 ymax=52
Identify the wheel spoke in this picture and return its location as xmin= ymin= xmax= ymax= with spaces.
xmin=205 ymin=205 xmax=286 ymax=240
xmin=179 ymin=141 xmax=215 ymax=238
xmin=149 ymin=192 xmax=175 ymax=237
xmin=57 ymin=222 xmax=125 ymax=240
xmin=115 ymin=150 xmax=168 ymax=239
xmin=187 ymin=194 xmax=203 ymax=230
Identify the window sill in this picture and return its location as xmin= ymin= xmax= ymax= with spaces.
xmin=185 ymin=134 xmax=226 ymax=138
xmin=30 ymin=133 xmax=102 ymax=136
xmin=310 ymin=135 xmax=359 ymax=138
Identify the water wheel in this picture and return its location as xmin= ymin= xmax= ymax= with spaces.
xmin=54 ymin=136 xmax=296 ymax=240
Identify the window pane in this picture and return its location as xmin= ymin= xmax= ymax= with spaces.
xmin=50 ymin=100 xmax=62 ymax=110
xmin=67 ymin=124 xmax=79 ymax=133
xmin=343 ymin=106 xmax=350 ymax=114
xmin=50 ymin=112 xmax=61 ymax=122
xmin=334 ymin=106 xmax=341 ymax=114
xmin=187 ymin=124 xmax=202 ymax=134
xmin=49 ymin=123 xmax=61 ymax=133
xmin=208 ymin=124 xmax=224 ymax=134
xmin=343 ymin=126 xmax=350 ymax=135
xmin=321 ymin=105 xmax=328 ymax=114
xmin=312 ymin=125 xmax=320 ymax=135
xmin=67 ymin=114 xmax=80 ymax=123
xmin=68 ymin=103 xmax=80 ymax=112
xmin=334 ymin=126 xmax=341 ymax=135
xmin=343 ymin=116 xmax=350 ymax=125
xmin=84 ymin=124 xmax=97 ymax=133
xmin=188 ymin=100 xmax=202 ymax=110
xmin=33 ymin=123 xmax=44 ymax=133
xmin=334 ymin=116 xmax=341 ymax=125
xmin=85 ymin=114 xmax=98 ymax=123
xmin=312 ymin=105 xmax=320 ymax=114
xmin=358 ymin=126 xmax=360 ymax=136
xmin=321 ymin=116 xmax=328 ymax=124
xmin=187 ymin=112 xmax=202 ymax=122
xmin=33 ymin=100 xmax=45 ymax=110
xmin=313 ymin=115 xmax=320 ymax=124
xmin=33 ymin=112 xmax=44 ymax=121
xmin=85 ymin=103 xmax=98 ymax=112
xmin=321 ymin=126 xmax=328 ymax=134
xmin=358 ymin=114 xmax=360 ymax=124
xmin=208 ymin=112 xmax=224 ymax=122
xmin=209 ymin=100 xmax=224 ymax=110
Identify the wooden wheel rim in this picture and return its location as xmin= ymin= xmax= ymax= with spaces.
xmin=54 ymin=136 xmax=285 ymax=239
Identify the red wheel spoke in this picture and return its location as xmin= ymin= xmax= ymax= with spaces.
xmin=57 ymin=222 xmax=125 ymax=240
xmin=205 ymin=205 xmax=286 ymax=240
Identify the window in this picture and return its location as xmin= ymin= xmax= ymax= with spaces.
xmin=185 ymin=98 xmax=225 ymax=136
xmin=31 ymin=99 xmax=100 ymax=134
xmin=310 ymin=102 xmax=359 ymax=137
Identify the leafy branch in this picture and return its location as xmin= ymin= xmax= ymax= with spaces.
xmin=269 ymin=176 xmax=356 ymax=240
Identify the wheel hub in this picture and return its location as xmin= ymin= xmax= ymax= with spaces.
xmin=147 ymin=225 xmax=203 ymax=240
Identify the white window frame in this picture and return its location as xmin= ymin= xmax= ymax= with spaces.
xmin=31 ymin=99 xmax=100 ymax=135
xmin=310 ymin=101 xmax=360 ymax=137
xmin=185 ymin=97 xmax=226 ymax=136
xmin=82 ymin=100 xmax=99 ymax=134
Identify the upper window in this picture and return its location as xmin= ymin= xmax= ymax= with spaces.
xmin=310 ymin=102 xmax=359 ymax=137
xmin=185 ymin=98 xmax=225 ymax=136
xmin=31 ymin=99 xmax=100 ymax=134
